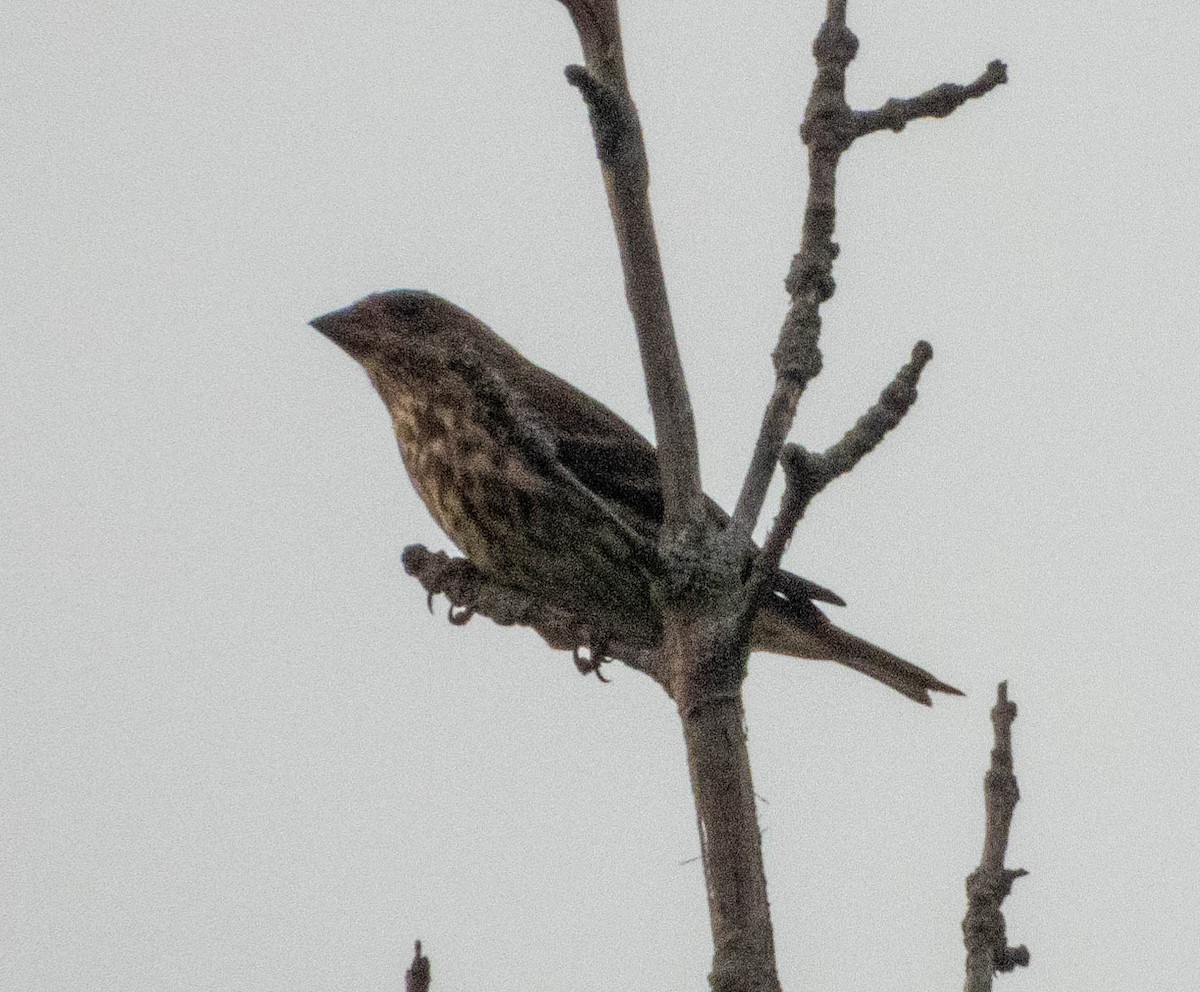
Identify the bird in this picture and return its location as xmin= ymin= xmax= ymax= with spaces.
xmin=309 ymin=289 xmax=961 ymax=704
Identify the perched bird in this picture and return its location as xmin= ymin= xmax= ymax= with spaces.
xmin=310 ymin=290 xmax=961 ymax=704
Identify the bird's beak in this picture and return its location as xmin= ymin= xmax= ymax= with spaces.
xmin=309 ymin=304 xmax=356 ymax=338
xmin=309 ymin=304 xmax=369 ymax=357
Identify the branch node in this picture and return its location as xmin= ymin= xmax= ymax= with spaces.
xmin=998 ymin=945 xmax=1031 ymax=972
xmin=785 ymin=228 xmax=839 ymax=304
xmin=772 ymin=305 xmax=823 ymax=384
xmin=780 ymin=443 xmax=827 ymax=503
xmin=564 ymin=63 xmax=629 ymax=167
xmin=812 ymin=18 xmax=859 ymax=71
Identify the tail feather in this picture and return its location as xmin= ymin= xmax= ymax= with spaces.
xmin=752 ymin=598 xmax=962 ymax=706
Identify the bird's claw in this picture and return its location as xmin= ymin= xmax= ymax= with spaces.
xmin=572 ymin=642 xmax=611 ymax=682
xmin=407 ymin=547 xmax=483 ymax=625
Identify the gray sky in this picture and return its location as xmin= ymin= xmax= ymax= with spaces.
xmin=4 ymin=1 xmax=1197 ymax=989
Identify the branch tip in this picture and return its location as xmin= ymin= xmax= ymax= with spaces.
xmin=405 ymin=940 xmax=430 ymax=992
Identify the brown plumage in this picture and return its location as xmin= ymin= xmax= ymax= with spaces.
xmin=310 ymin=290 xmax=961 ymax=704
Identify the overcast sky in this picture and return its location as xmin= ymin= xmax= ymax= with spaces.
xmin=4 ymin=1 xmax=1197 ymax=989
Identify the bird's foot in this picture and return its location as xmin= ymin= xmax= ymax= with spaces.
xmin=572 ymin=639 xmax=612 ymax=682
xmin=401 ymin=546 xmax=484 ymax=618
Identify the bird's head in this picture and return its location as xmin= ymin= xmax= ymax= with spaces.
xmin=309 ymin=289 xmax=479 ymax=366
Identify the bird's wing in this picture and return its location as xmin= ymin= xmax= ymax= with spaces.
xmin=501 ymin=346 xmax=845 ymax=605
xmin=451 ymin=344 xmax=663 ymax=569
xmin=507 ymin=356 xmax=665 ymax=535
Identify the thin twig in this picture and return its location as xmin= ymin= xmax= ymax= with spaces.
xmin=753 ymin=341 xmax=933 ymax=599
xmin=854 ymin=60 xmax=1008 ymax=137
xmin=963 ymin=682 xmax=1030 ymax=991
xmin=728 ymin=4 xmax=856 ymax=541
xmin=813 ymin=340 xmax=932 ymax=480
xmin=557 ymin=0 xmax=703 ymax=529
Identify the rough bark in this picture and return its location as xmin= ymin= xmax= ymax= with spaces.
xmin=963 ymin=683 xmax=1030 ymax=990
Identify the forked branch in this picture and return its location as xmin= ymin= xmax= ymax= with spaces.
xmin=757 ymin=340 xmax=934 ymax=579
xmin=730 ymin=1 xmax=1006 ymax=543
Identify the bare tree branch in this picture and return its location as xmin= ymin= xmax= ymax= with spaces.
xmin=729 ymin=2 xmax=1005 ymax=544
xmin=301 ymin=1 xmax=1012 ymax=990
xmin=963 ymin=683 xmax=1030 ymax=991
xmin=401 ymin=545 xmax=668 ymax=689
xmin=810 ymin=339 xmax=933 ymax=480
xmin=555 ymin=21 xmax=781 ymax=986
xmin=729 ymin=1 xmax=854 ymax=541
xmin=854 ymin=60 xmax=1008 ymax=138
xmin=556 ymin=0 xmax=703 ymax=529
xmin=546 ymin=7 xmax=1008 ymax=992
xmin=755 ymin=340 xmax=934 ymax=582
xmin=554 ymin=0 xmax=623 ymax=69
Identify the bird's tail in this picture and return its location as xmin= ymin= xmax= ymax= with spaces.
xmin=752 ymin=601 xmax=963 ymax=706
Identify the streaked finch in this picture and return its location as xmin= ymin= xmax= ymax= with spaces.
xmin=310 ymin=290 xmax=960 ymax=704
